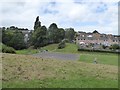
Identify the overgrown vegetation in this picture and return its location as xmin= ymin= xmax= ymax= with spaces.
xmin=2 ymin=43 xmax=16 ymax=53
xmin=109 ymin=44 xmax=120 ymax=50
xmin=2 ymin=27 xmax=26 ymax=50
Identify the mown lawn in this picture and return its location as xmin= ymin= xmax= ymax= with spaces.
xmin=79 ymin=53 xmax=118 ymax=66
xmin=2 ymin=54 xmax=118 ymax=88
xmin=41 ymin=43 xmax=118 ymax=66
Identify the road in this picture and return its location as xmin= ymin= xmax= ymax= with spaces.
xmin=33 ymin=52 xmax=79 ymax=60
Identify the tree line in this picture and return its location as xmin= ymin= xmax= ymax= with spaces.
xmin=1 ymin=16 xmax=76 ymax=50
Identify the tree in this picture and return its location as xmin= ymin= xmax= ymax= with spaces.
xmin=65 ymin=28 xmax=75 ymax=42
xmin=58 ymin=28 xmax=65 ymax=41
xmin=34 ymin=16 xmax=41 ymax=31
xmin=48 ymin=23 xmax=60 ymax=43
xmin=27 ymin=30 xmax=34 ymax=47
xmin=8 ymin=31 xmax=26 ymax=50
xmin=32 ymin=16 xmax=48 ymax=48
xmin=2 ymin=28 xmax=26 ymax=50
xmin=32 ymin=25 xmax=48 ymax=48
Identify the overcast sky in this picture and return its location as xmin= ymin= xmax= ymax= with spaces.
xmin=0 ymin=0 xmax=119 ymax=35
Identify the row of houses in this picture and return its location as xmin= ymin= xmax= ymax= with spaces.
xmin=76 ymin=30 xmax=120 ymax=46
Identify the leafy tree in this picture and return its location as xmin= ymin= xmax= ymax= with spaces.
xmin=65 ymin=28 xmax=75 ymax=42
xmin=32 ymin=25 xmax=48 ymax=48
xmin=9 ymin=31 xmax=26 ymax=50
xmin=34 ymin=16 xmax=41 ymax=31
xmin=2 ymin=28 xmax=26 ymax=50
xmin=32 ymin=16 xmax=47 ymax=48
xmin=48 ymin=23 xmax=59 ymax=43
xmin=58 ymin=28 xmax=65 ymax=41
xmin=27 ymin=30 xmax=33 ymax=47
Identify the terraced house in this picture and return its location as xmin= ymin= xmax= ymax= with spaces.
xmin=76 ymin=30 xmax=120 ymax=46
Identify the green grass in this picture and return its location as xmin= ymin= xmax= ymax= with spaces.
xmin=16 ymin=44 xmax=58 ymax=55
xmin=39 ymin=43 xmax=79 ymax=53
xmin=16 ymin=49 xmax=39 ymax=55
xmin=15 ymin=43 xmax=118 ymax=66
xmin=3 ymin=77 xmax=118 ymax=88
xmin=2 ymin=54 xmax=118 ymax=88
xmin=41 ymin=44 xmax=58 ymax=51
xmin=41 ymin=43 xmax=118 ymax=66
xmin=79 ymin=53 xmax=118 ymax=66
xmin=55 ymin=43 xmax=79 ymax=53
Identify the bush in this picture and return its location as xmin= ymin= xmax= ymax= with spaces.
xmin=102 ymin=45 xmax=107 ymax=49
xmin=2 ymin=44 xmax=16 ymax=54
xmin=58 ymin=40 xmax=66 ymax=49
xmin=110 ymin=44 xmax=120 ymax=50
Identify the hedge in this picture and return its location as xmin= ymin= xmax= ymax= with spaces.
xmin=78 ymin=48 xmax=119 ymax=54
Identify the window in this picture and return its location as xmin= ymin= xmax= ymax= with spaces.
xmin=113 ymin=40 xmax=115 ymax=42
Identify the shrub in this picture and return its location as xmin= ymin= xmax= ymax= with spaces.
xmin=110 ymin=44 xmax=120 ymax=50
xmin=102 ymin=45 xmax=107 ymax=49
xmin=58 ymin=40 xmax=66 ymax=49
xmin=2 ymin=44 xmax=16 ymax=54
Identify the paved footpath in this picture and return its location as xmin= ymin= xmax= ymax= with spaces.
xmin=33 ymin=52 xmax=79 ymax=60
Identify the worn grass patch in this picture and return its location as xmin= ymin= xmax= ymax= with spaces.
xmin=2 ymin=53 xmax=118 ymax=88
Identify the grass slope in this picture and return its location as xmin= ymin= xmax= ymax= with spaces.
xmin=2 ymin=54 xmax=118 ymax=88
xmin=16 ymin=49 xmax=39 ymax=55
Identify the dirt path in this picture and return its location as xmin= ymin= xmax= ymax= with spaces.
xmin=33 ymin=52 xmax=80 ymax=60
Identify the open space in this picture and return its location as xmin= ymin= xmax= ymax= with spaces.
xmin=1 ymin=1 xmax=118 ymax=88
xmin=2 ymin=53 xmax=118 ymax=88
xmin=17 ymin=43 xmax=118 ymax=66
xmin=2 ymin=43 xmax=119 ymax=88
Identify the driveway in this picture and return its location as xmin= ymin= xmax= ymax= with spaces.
xmin=33 ymin=52 xmax=79 ymax=60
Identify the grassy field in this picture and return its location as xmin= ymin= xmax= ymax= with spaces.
xmin=79 ymin=53 xmax=118 ymax=66
xmin=15 ymin=43 xmax=118 ymax=66
xmin=41 ymin=43 xmax=79 ymax=53
xmin=2 ymin=53 xmax=118 ymax=88
xmin=16 ymin=49 xmax=39 ymax=55
xmin=39 ymin=43 xmax=118 ymax=66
